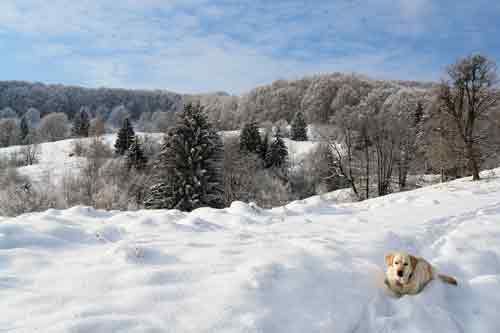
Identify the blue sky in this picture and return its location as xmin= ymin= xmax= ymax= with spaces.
xmin=0 ymin=0 xmax=499 ymax=94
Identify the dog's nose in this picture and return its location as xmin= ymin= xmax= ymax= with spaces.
xmin=397 ymin=270 xmax=403 ymax=277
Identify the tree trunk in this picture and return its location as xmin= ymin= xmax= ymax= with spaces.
xmin=364 ymin=139 xmax=370 ymax=199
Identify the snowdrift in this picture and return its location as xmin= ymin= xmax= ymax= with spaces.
xmin=1 ymin=171 xmax=500 ymax=332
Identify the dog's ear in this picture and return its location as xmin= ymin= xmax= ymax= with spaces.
xmin=385 ymin=253 xmax=394 ymax=267
xmin=410 ymin=255 xmax=418 ymax=271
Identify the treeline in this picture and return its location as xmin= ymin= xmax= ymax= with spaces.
xmin=0 ymin=54 xmax=499 ymax=216
xmin=0 ymin=81 xmax=182 ymax=120
xmin=188 ymin=74 xmax=437 ymax=130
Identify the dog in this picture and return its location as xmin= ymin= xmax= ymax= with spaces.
xmin=384 ymin=252 xmax=457 ymax=297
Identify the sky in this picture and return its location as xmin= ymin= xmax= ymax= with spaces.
xmin=0 ymin=0 xmax=499 ymax=94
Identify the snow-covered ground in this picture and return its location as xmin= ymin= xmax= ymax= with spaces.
xmin=1 ymin=170 xmax=500 ymax=332
xmin=0 ymin=132 xmax=319 ymax=183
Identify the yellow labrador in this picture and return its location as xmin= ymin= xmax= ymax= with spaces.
xmin=384 ymin=252 xmax=457 ymax=297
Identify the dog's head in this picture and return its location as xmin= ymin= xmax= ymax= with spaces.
xmin=385 ymin=252 xmax=418 ymax=285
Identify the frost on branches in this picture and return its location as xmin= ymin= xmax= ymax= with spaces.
xmin=145 ymin=103 xmax=224 ymax=211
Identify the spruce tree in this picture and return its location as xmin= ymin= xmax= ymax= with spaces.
xmin=144 ymin=103 xmax=224 ymax=211
xmin=126 ymin=136 xmax=148 ymax=171
xmin=20 ymin=117 xmax=29 ymax=143
xmin=240 ymin=121 xmax=261 ymax=153
xmin=114 ymin=118 xmax=135 ymax=155
xmin=290 ymin=111 xmax=308 ymax=141
xmin=72 ymin=110 xmax=90 ymax=137
xmin=258 ymin=131 xmax=270 ymax=162
xmin=266 ymin=129 xmax=288 ymax=169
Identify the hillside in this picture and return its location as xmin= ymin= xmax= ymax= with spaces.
xmin=0 ymin=81 xmax=182 ymax=120
xmin=1 ymin=169 xmax=500 ymax=332
xmin=1 ymin=73 xmax=436 ymax=131
xmin=0 ymin=132 xmax=319 ymax=184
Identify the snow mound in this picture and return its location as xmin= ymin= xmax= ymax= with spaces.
xmin=1 ymin=170 xmax=500 ymax=332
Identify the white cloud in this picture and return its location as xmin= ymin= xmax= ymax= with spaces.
xmin=0 ymin=0 xmax=473 ymax=93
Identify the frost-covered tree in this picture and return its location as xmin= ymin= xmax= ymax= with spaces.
xmin=19 ymin=116 xmax=29 ymax=143
xmin=144 ymin=103 xmax=224 ymax=211
xmin=38 ymin=112 xmax=68 ymax=142
xmin=114 ymin=118 xmax=135 ymax=155
xmin=0 ymin=119 xmax=19 ymax=147
xmin=126 ymin=136 xmax=148 ymax=171
xmin=152 ymin=111 xmax=176 ymax=132
xmin=24 ymin=107 xmax=41 ymax=128
xmin=437 ymin=54 xmax=498 ymax=180
xmin=89 ymin=116 xmax=105 ymax=137
xmin=258 ymin=130 xmax=270 ymax=162
xmin=291 ymin=111 xmax=308 ymax=141
xmin=71 ymin=108 xmax=90 ymax=137
xmin=108 ymin=105 xmax=130 ymax=128
xmin=0 ymin=107 xmax=17 ymax=119
xmin=239 ymin=121 xmax=261 ymax=153
xmin=265 ymin=129 xmax=288 ymax=169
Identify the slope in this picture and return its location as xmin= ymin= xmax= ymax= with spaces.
xmin=1 ymin=171 xmax=500 ymax=332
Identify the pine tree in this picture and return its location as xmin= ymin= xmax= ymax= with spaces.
xmin=126 ymin=136 xmax=148 ymax=171
xmin=19 ymin=116 xmax=29 ymax=143
xmin=266 ymin=129 xmax=288 ymax=169
xmin=258 ymin=131 xmax=270 ymax=162
xmin=72 ymin=110 xmax=90 ymax=137
xmin=144 ymin=103 xmax=224 ymax=211
xmin=114 ymin=118 xmax=135 ymax=155
xmin=240 ymin=121 xmax=261 ymax=153
xmin=290 ymin=111 xmax=308 ymax=141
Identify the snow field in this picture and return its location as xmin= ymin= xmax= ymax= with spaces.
xmin=1 ymin=170 xmax=500 ymax=332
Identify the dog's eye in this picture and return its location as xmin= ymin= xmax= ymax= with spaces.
xmin=404 ymin=263 xmax=408 ymax=266
xmin=395 ymin=262 xmax=399 ymax=264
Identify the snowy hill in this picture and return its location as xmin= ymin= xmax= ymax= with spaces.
xmin=1 ymin=170 xmax=500 ymax=332
xmin=0 ymin=133 xmax=319 ymax=183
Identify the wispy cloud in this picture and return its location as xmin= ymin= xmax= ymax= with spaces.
xmin=0 ymin=0 xmax=498 ymax=93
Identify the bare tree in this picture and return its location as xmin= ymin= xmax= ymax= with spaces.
xmin=38 ymin=113 xmax=69 ymax=142
xmin=0 ymin=118 xmax=20 ymax=147
xmin=438 ymin=54 xmax=498 ymax=180
xmin=19 ymin=134 xmax=41 ymax=166
xmin=328 ymin=106 xmax=361 ymax=200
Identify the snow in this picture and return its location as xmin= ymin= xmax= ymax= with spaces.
xmin=0 ymin=132 xmax=319 ymax=183
xmin=1 ymin=170 xmax=500 ymax=332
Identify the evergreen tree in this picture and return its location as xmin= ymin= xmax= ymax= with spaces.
xmin=19 ymin=116 xmax=29 ymax=143
xmin=71 ymin=109 xmax=90 ymax=137
xmin=240 ymin=121 xmax=261 ymax=153
xmin=266 ymin=129 xmax=288 ymax=169
xmin=258 ymin=131 xmax=270 ymax=162
xmin=144 ymin=103 xmax=224 ymax=211
xmin=126 ymin=136 xmax=148 ymax=171
xmin=290 ymin=111 xmax=308 ymax=141
xmin=114 ymin=118 xmax=135 ymax=155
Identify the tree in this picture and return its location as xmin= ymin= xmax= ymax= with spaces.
xmin=38 ymin=113 xmax=69 ymax=142
xmin=89 ymin=116 xmax=105 ymax=137
xmin=114 ymin=118 xmax=135 ymax=155
xmin=291 ymin=111 xmax=308 ymax=141
xmin=265 ymin=128 xmax=288 ymax=169
xmin=240 ymin=121 xmax=261 ymax=153
xmin=328 ymin=106 xmax=361 ymax=200
xmin=24 ymin=107 xmax=41 ymax=128
xmin=0 ymin=107 xmax=17 ymax=119
xmin=19 ymin=117 xmax=29 ymax=143
xmin=144 ymin=103 xmax=224 ymax=211
xmin=108 ymin=105 xmax=130 ymax=128
xmin=258 ymin=130 xmax=270 ymax=162
xmin=438 ymin=54 xmax=498 ymax=180
xmin=72 ymin=108 xmax=90 ymax=137
xmin=126 ymin=136 xmax=148 ymax=171
xmin=20 ymin=133 xmax=41 ymax=166
xmin=0 ymin=119 xmax=20 ymax=147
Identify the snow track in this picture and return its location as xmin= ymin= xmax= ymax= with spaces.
xmin=1 ymin=171 xmax=500 ymax=332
